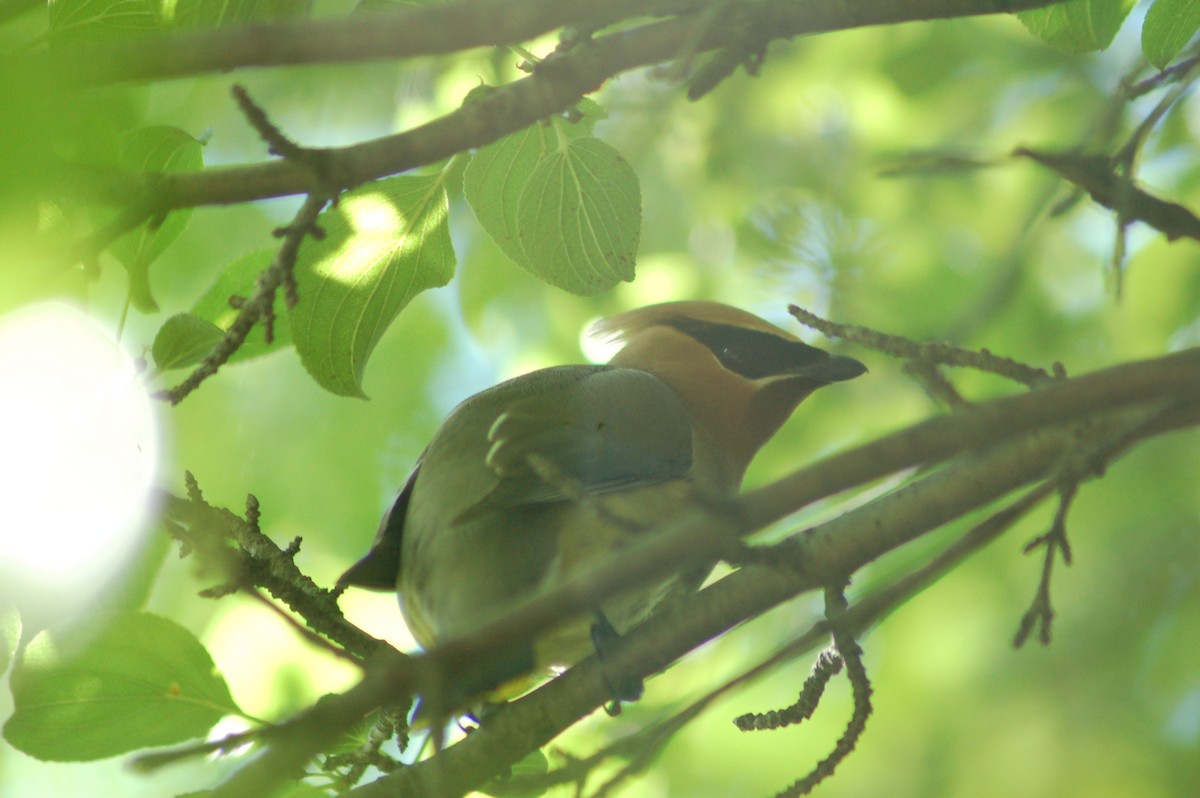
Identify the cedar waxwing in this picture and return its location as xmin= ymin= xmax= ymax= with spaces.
xmin=340 ymin=301 xmax=865 ymax=698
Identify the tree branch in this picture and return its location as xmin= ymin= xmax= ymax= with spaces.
xmin=345 ymin=402 xmax=1199 ymax=798
xmin=25 ymin=0 xmax=1073 ymax=212
xmin=210 ymin=347 xmax=1200 ymax=798
xmin=159 ymin=488 xmax=389 ymax=660
xmin=14 ymin=1 xmax=1071 ymax=88
xmin=462 ymin=477 xmax=1063 ymax=796
xmin=22 ymin=0 xmax=657 ymax=87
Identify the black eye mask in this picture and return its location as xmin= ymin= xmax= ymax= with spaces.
xmin=664 ymin=317 xmax=834 ymax=380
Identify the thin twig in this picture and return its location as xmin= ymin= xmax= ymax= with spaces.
xmin=733 ymin=648 xmax=843 ymax=731
xmin=1126 ymin=52 xmax=1200 ymax=97
xmin=516 ymin=483 xmax=1060 ymax=798
xmin=902 ymin=357 xmax=970 ymax=409
xmin=772 ymin=586 xmax=872 ymax=797
xmin=245 ymin=586 xmax=365 ymax=665
xmin=790 ymin=305 xmax=1058 ymax=388
xmin=158 ymin=487 xmax=389 ymax=660
xmin=232 ymin=84 xmax=308 ymax=162
xmin=1117 ymin=56 xmax=1200 ymax=164
xmin=156 ymin=192 xmax=330 ymax=403
xmin=133 ymin=726 xmax=265 ymax=772
xmin=1010 ymin=401 xmax=1189 ymax=647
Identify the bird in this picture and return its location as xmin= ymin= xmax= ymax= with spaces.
xmin=339 ymin=300 xmax=866 ymax=706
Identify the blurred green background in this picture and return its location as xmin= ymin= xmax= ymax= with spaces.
xmin=1 ymin=3 xmax=1199 ymax=797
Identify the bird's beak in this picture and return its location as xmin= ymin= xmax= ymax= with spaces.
xmin=791 ymin=354 xmax=868 ymax=384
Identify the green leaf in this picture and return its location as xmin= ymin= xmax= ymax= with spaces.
xmin=464 ymin=123 xmax=558 ymax=266
xmin=191 ymin=248 xmax=293 ymax=362
xmin=110 ymin=126 xmax=205 ymax=312
xmin=48 ymin=0 xmax=162 ymax=42
xmin=151 ymin=248 xmax=293 ymax=371
xmin=0 ymin=601 xmax=19 ymax=675
xmin=1018 ymin=0 xmax=1135 ymax=52
xmin=151 ymin=313 xmax=225 ymax=371
xmin=1142 ymin=0 xmax=1200 ymax=68
xmin=515 ymin=136 xmax=640 ymax=295
xmin=3 ymin=612 xmax=241 ymax=761
xmin=464 ymin=107 xmax=610 ymax=269
xmin=290 ymin=175 xmax=456 ymax=397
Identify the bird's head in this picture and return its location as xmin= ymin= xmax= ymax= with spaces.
xmin=593 ymin=301 xmax=865 ymax=492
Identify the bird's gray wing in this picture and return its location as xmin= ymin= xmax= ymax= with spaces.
xmin=446 ymin=365 xmax=690 ymax=521
xmin=337 ymin=365 xmax=693 ymax=587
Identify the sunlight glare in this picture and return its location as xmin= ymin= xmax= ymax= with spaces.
xmin=580 ymin=316 xmax=621 ymax=364
xmin=316 ymin=192 xmax=407 ymax=285
xmin=0 ymin=303 xmax=160 ymax=621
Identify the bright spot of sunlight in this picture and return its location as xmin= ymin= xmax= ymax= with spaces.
xmin=345 ymin=191 xmax=404 ymax=234
xmin=0 ymin=303 xmax=160 ymax=622
xmin=206 ymin=716 xmax=255 ymax=759
xmin=204 ymin=601 xmax=363 ymax=719
xmin=618 ymin=253 xmax=701 ymax=306
xmin=580 ymin=316 xmax=620 ymax=364
xmin=338 ymin=589 xmax=419 ymax=652
xmin=582 ymin=254 xmax=705 ymax=362
xmin=317 ymin=192 xmax=408 ymax=284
